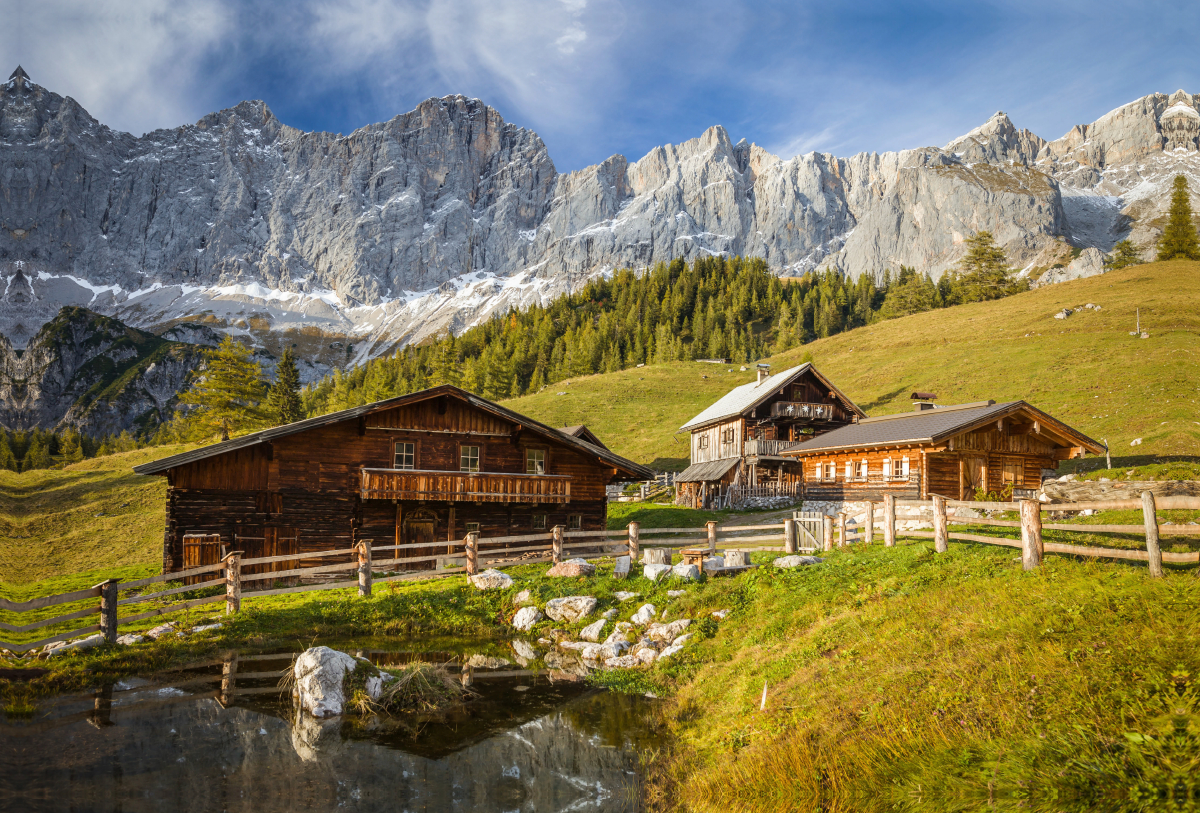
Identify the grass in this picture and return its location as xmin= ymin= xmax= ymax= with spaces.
xmin=504 ymin=260 xmax=1200 ymax=471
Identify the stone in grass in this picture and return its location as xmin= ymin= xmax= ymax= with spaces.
xmin=512 ymin=606 xmax=544 ymax=632
xmin=614 ymin=591 xmax=640 ymax=602
xmin=145 ymin=623 xmax=177 ymax=640
xmin=604 ymin=653 xmax=643 ymax=669
xmin=579 ymin=618 xmax=607 ymax=642
xmin=514 ymin=589 xmax=534 ymax=605
xmin=711 ymin=609 xmax=731 ymax=620
xmin=701 ymin=556 xmax=724 ymax=572
xmin=672 ymin=633 xmax=692 ymax=647
xmin=44 ymin=634 xmax=104 ymax=657
xmin=643 ymin=564 xmax=673 ymax=582
xmin=646 ymin=619 xmax=691 ymax=643
xmin=671 ymin=563 xmax=700 ymax=581
xmin=631 ymin=603 xmax=657 ymax=626
xmin=191 ymin=623 xmax=222 ymax=634
xmin=612 ymin=556 xmax=631 ymax=579
xmin=667 ymin=590 xmax=687 ymax=597
xmin=643 ymin=549 xmax=671 ymax=565
xmin=657 ymin=644 xmax=684 ymax=660
xmin=546 ymin=558 xmax=595 ymax=578
xmin=723 ymin=550 xmax=750 ymax=568
xmin=544 ymin=596 xmax=598 ymax=623
xmin=773 ymin=555 xmax=824 ymax=568
xmin=116 ymin=633 xmax=146 ymax=646
xmin=469 ymin=568 xmax=514 ymax=590
xmin=601 ymin=608 xmax=618 ymax=619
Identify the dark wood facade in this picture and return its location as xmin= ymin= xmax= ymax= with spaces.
xmin=137 ymin=387 xmax=652 ymax=577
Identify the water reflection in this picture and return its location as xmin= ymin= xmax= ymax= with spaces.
xmin=1 ymin=644 xmax=659 ymax=812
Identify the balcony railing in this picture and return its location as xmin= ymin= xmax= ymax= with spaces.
xmin=361 ymin=468 xmax=571 ymax=504
xmin=744 ymin=438 xmax=808 ymax=457
xmin=770 ymin=402 xmax=836 ymax=420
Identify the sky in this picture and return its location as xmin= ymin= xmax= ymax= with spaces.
xmin=6 ymin=0 xmax=1200 ymax=172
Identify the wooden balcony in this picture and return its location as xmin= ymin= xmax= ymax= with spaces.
xmin=360 ymin=468 xmax=571 ymax=504
xmin=744 ymin=438 xmax=807 ymax=457
xmin=769 ymin=401 xmax=836 ymax=420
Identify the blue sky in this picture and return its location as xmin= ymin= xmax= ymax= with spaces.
xmin=7 ymin=0 xmax=1200 ymax=172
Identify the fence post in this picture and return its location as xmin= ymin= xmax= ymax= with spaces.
xmin=96 ymin=579 xmax=120 ymax=644
xmin=465 ymin=532 xmax=479 ymax=575
xmin=838 ymin=512 xmax=848 ymax=548
xmin=883 ymin=495 xmax=896 ymax=548
xmin=1141 ymin=491 xmax=1163 ymax=578
xmin=822 ymin=515 xmax=834 ymax=552
xmin=628 ymin=521 xmax=640 ymax=563
xmin=552 ymin=525 xmax=564 ymax=563
xmin=784 ymin=519 xmax=797 ymax=553
xmin=357 ymin=540 xmax=373 ymax=598
xmin=932 ymin=496 xmax=948 ymax=553
xmin=706 ymin=521 xmax=718 ymax=555
xmin=1020 ymin=500 xmax=1043 ymax=571
xmin=221 ymin=651 xmax=239 ymax=707
xmin=224 ymin=552 xmax=242 ymax=615
xmin=865 ymin=502 xmax=875 ymax=545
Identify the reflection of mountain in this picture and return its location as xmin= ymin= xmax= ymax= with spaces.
xmin=2 ymin=685 xmax=653 ymax=812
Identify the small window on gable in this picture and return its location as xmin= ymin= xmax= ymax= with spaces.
xmin=698 ymin=435 xmax=709 ymax=450
xmin=526 ymin=448 xmax=546 ymax=475
xmin=460 ymin=445 xmax=480 ymax=472
xmin=394 ymin=442 xmax=415 ymax=470
xmin=568 ymin=514 xmax=582 ymax=530
xmin=532 ymin=514 xmax=547 ymax=530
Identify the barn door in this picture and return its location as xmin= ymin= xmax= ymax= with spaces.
xmin=401 ymin=510 xmax=437 ymax=572
xmin=181 ymin=534 xmax=223 ymax=585
xmin=961 ymin=455 xmax=987 ymax=499
xmin=236 ymin=526 xmax=299 ymax=589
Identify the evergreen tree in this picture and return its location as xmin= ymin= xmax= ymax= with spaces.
xmin=23 ymin=436 xmax=52 ymax=471
xmin=266 ymin=347 xmax=304 ymax=426
xmin=1105 ymin=239 xmax=1143 ymax=270
xmin=1156 ymin=175 xmax=1200 ymax=261
xmin=947 ymin=231 xmax=1028 ymax=304
xmin=0 ymin=433 xmax=16 ymax=471
xmin=177 ymin=336 xmax=269 ymax=441
xmin=55 ymin=430 xmax=85 ymax=467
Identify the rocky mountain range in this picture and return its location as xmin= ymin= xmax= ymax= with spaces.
xmin=2 ymin=65 xmax=1199 ymax=407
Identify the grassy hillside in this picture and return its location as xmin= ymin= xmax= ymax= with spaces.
xmin=506 ymin=260 xmax=1200 ymax=470
xmin=0 ymin=446 xmax=191 ymax=586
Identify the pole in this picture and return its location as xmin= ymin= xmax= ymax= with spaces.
xmin=357 ymin=540 xmax=373 ymax=598
xmin=838 ymin=512 xmax=848 ymax=548
xmin=864 ymin=501 xmax=875 ymax=545
xmin=465 ymin=532 xmax=479 ymax=575
xmin=224 ymin=552 xmax=242 ymax=615
xmin=95 ymin=579 xmax=121 ymax=644
xmin=932 ymin=496 xmax=948 ymax=554
xmin=883 ymin=494 xmax=896 ymax=548
xmin=784 ymin=519 xmax=797 ymax=554
xmin=552 ymin=525 xmax=564 ymax=563
xmin=822 ymin=515 xmax=834 ymax=552
xmin=628 ymin=521 xmax=640 ymax=563
xmin=1020 ymin=499 xmax=1043 ymax=571
xmin=706 ymin=521 xmax=718 ymax=555
xmin=1142 ymin=491 xmax=1163 ymax=578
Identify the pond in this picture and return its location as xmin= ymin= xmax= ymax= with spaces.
xmin=1 ymin=638 xmax=662 ymax=812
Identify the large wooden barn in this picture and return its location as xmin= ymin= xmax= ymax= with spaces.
xmin=784 ymin=399 xmax=1105 ymax=502
xmin=675 ymin=363 xmax=866 ymax=508
xmin=135 ymin=386 xmax=652 ymax=575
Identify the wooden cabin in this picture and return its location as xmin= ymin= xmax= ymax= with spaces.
xmin=783 ymin=400 xmax=1104 ymax=502
xmin=675 ymin=363 xmax=866 ymax=508
xmin=135 ymin=386 xmax=652 ymax=576
xmin=559 ymin=425 xmax=608 ymax=450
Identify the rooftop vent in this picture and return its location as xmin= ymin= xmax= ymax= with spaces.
xmin=756 ymin=363 xmax=771 ymax=384
xmin=911 ymin=391 xmax=938 ymax=411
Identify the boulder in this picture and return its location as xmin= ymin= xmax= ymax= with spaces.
xmin=671 ymin=563 xmax=700 ymax=581
xmin=116 ymin=633 xmax=146 ymax=646
xmin=604 ymin=654 xmax=643 ymax=669
xmin=602 ymin=608 xmax=618 ymax=619
xmin=635 ymin=647 xmax=658 ymax=665
xmin=700 ymin=556 xmax=724 ymax=572
xmin=293 ymin=646 xmax=358 ymax=718
xmin=672 ymin=633 xmax=693 ymax=646
xmin=658 ymin=644 xmax=684 ymax=660
xmin=631 ymin=604 xmax=657 ymax=626
xmin=773 ymin=555 xmax=824 ymax=568
xmin=544 ymin=596 xmax=598 ymax=623
xmin=44 ymin=634 xmax=104 ymax=657
xmin=643 ymin=549 xmax=672 ymax=565
xmin=723 ymin=550 xmax=750 ymax=567
xmin=511 ymin=639 xmax=538 ymax=664
xmin=469 ymin=568 xmax=514 ymax=590
xmin=667 ymin=590 xmax=687 ymax=597
xmin=191 ymin=623 xmax=222 ymax=634
xmin=614 ymin=591 xmax=640 ymax=602
xmin=580 ymin=618 xmax=607 ymax=642
xmin=647 ymin=619 xmax=692 ymax=643
xmin=612 ymin=555 xmax=631 ymax=579
xmin=545 ymin=558 xmax=595 ymax=577
xmin=711 ymin=609 xmax=731 ymax=620
xmin=466 ymin=654 xmax=512 ymax=669
xmin=514 ymin=589 xmax=534 ymax=605
xmin=643 ymin=564 xmax=672 ymax=582
xmin=145 ymin=623 xmax=177 ymax=640
xmin=512 ymin=606 xmax=544 ymax=632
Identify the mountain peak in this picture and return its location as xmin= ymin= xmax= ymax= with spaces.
xmin=7 ymin=65 xmax=30 ymax=90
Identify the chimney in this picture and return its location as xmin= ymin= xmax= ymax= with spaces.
xmin=910 ymin=391 xmax=938 ymax=411
xmin=756 ymin=364 xmax=770 ymax=384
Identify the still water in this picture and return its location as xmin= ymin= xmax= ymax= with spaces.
xmin=1 ymin=640 xmax=660 ymax=812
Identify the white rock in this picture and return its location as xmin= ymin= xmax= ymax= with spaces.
xmin=631 ymin=604 xmax=657 ymax=626
xmin=145 ymin=623 xmax=176 ymax=640
xmin=469 ymin=569 xmax=514 ymax=590
xmin=614 ymin=591 xmax=640 ymax=602
xmin=773 ymin=555 xmax=824 ymax=568
xmin=545 ymin=558 xmax=595 ymax=577
xmin=116 ymin=634 xmax=146 ymax=646
xmin=671 ymin=563 xmax=700 ymax=581
xmin=672 ymin=633 xmax=693 ymax=646
xmin=711 ymin=609 xmax=731 ymax=620
xmin=667 ymin=590 xmax=687 ymax=598
xmin=604 ymin=654 xmax=643 ymax=669
xmin=600 ymin=641 xmax=628 ymax=659
xmin=467 ymin=654 xmax=512 ymax=669
xmin=601 ymin=608 xmax=618 ymax=619
xmin=643 ymin=563 xmax=673 ymax=582
xmin=700 ymin=556 xmax=724 ymax=572
xmin=544 ymin=596 xmax=598 ymax=623
xmin=512 ymin=606 xmax=543 ymax=632
xmin=191 ymin=623 xmax=222 ymax=634
xmin=293 ymin=646 xmax=358 ymax=718
xmin=514 ymin=589 xmax=534 ymax=605
xmin=579 ymin=618 xmax=607 ymax=642
xmin=647 ymin=619 xmax=691 ymax=643
xmin=723 ymin=550 xmax=750 ymax=567
xmin=658 ymin=644 xmax=684 ymax=660
xmin=44 ymin=634 xmax=104 ymax=657
xmin=511 ymin=640 xmax=538 ymax=662
xmin=636 ymin=648 xmax=658 ymax=664
xmin=1130 ymin=438 xmax=1143 ymax=446
xmin=613 ymin=556 xmax=631 ymax=579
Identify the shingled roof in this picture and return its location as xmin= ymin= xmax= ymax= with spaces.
xmin=680 ymin=363 xmax=864 ymax=430
xmin=134 ymin=385 xmax=653 ymax=480
xmin=782 ymin=400 xmax=1104 ymax=456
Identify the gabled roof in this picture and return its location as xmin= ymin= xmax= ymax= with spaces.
xmin=134 ymin=385 xmax=653 ymax=480
xmin=680 ymin=363 xmax=864 ymax=431
xmin=559 ymin=425 xmax=608 ymax=450
xmin=781 ymin=400 xmax=1104 ymax=456
xmin=675 ymin=457 xmax=740 ymax=483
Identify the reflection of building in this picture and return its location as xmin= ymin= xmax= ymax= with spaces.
xmin=675 ymin=363 xmax=864 ymax=508
xmin=1160 ymin=90 xmax=1200 ymax=152
xmin=136 ymin=385 xmax=651 ymax=575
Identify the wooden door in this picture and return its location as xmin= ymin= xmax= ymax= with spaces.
xmin=401 ymin=510 xmax=437 ymax=572
xmin=181 ymin=533 xmax=222 ymax=585
xmin=961 ymin=455 xmax=987 ymax=499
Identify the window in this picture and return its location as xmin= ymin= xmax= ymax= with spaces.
xmin=526 ymin=448 xmax=546 ymax=474
xmin=882 ymin=458 xmax=892 ymax=478
xmin=532 ymin=514 xmax=547 ymax=530
xmin=721 ymin=428 xmax=735 ymax=444
xmin=393 ymin=442 xmax=415 ymax=470
xmin=826 ymin=462 xmax=836 ymax=480
xmin=568 ymin=514 xmax=582 ymax=530
xmin=698 ymin=435 xmax=709 ymax=449
xmin=844 ymin=461 xmax=853 ymax=480
xmin=460 ymin=445 xmax=480 ymax=472
xmin=857 ymin=459 xmax=868 ymax=480
xmin=464 ymin=522 xmax=480 ymax=534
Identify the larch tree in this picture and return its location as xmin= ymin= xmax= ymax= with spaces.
xmin=178 ymin=336 xmax=269 ymax=441
xmin=1156 ymin=175 xmax=1200 ymax=261
xmin=1105 ymin=239 xmax=1143 ymax=270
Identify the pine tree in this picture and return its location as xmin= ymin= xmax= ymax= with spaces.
xmin=0 ymin=433 xmax=16 ymax=471
xmin=177 ymin=336 xmax=269 ymax=441
xmin=1156 ymin=175 xmax=1200 ymax=261
xmin=55 ymin=430 xmax=85 ymax=467
xmin=1105 ymin=239 xmax=1143 ymax=270
xmin=266 ymin=347 xmax=304 ymax=426
xmin=951 ymin=231 xmax=1027 ymax=303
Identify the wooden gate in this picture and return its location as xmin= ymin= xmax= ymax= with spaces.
xmin=400 ymin=509 xmax=438 ymax=572
xmin=961 ymin=455 xmax=987 ymax=499
xmin=793 ymin=511 xmax=824 ymax=549
xmin=181 ymin=533 xmax=223 ymax=585
xmin=234 ymin=527 xmax=299 ymax=589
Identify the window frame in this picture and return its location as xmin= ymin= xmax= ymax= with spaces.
xmin=531 ymin=513 xmax=547 ymax=530
xmin=464 ymin=521 xmax=480 ymax=534
xmin=459 ymin=444 xmax=481 ymax=473
xmin=568 ymin=514 xmax=582 ymax=531
xmin=826 ymin=462 xmax=836 ymax=480
xmin=525 ymin=447 xmax=547 ymax=475
xmin=698 ymin=435 xmax=709 ymax=450
xmin=393 ymin=440 xmax=416 ymax=470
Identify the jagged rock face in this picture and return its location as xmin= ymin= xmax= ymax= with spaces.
xmin=2 ymin=66 xmax=1198 ymax=361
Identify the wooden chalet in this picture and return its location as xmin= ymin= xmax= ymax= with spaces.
xmin=783 ymin=399 xmax=1104 ymax=502
xmin=135 ymin=386 xmax=652 ymax=578
xmin=675 ymin=363 xmax=866 ymax=508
